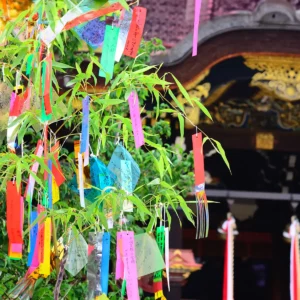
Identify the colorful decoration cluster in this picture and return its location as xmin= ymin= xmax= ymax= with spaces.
xmin=4 ymin=1 xmax=183 ymax=299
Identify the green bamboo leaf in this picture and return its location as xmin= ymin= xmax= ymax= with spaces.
xmin=146 ymin=215 xmax=155 ymax=233
xmin=128 ymin=195 xmax=151 ymax=215
xmin=176 ymin=195 xmax=194 ymax=225
xmin=161 ymin=181 xmax=175 ymax=191
xmin=52 ymin=61 xmax=73 ymax=69
xmin=211 ymin=139 xmax=231 ymax=173
xmin=168 ymin=89 xmax=185 ymax=114
xmin=194 ymin=99 xmax=213 ymax=121
xmin=178 ymin=113 xmax=184 ymax=138
xmin=171 ymin=74 xmax=193 ymax=106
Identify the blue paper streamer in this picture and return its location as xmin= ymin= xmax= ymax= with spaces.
xmin=80 ymin=96 xmax=90 ymax=154
xmin=27 ymin=211 xmax=38 ymax=267
xmin=101 ymin=232 xmax=110 ymax=295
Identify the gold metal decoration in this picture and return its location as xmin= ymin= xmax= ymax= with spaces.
xmin=256 ymin=132 xmax=274 ymax=150
xmin=244 ymin=55 xmax=300 ymax=101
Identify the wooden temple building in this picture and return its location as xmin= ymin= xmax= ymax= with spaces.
xmin=139 ymin=0 xmax=300 ymax=299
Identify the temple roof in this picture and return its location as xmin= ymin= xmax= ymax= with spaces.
xmin=141 ymin=0 xmax=300 ymax=48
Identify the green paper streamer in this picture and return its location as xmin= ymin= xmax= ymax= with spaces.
xmin=121 ymin=280 xmax=126 ymax=298
xmin=153 ymin=226 xmax=165 ymax=283
xmin=99 ymin=25 xmax=120 ymax=80
xmin=41 ymin=61 xmax=52 ymax=122
xmin=26 ymin=54 xmax=34 ymax=76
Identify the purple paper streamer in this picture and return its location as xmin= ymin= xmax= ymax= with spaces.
xmin=74 ymin=18 xmax=106 ymax=49
xmin=80 ymin=96 xmax=90 ymax=154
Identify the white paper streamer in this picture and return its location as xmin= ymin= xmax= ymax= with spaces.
xmin=40 ymin=7 xmax=82 ymax=46
xmin=115 ymin=9 xmax=132 ymax=62
xmin=78 ymin=153 xmax=85 ymax=208
xmin=164 ymin=227 xmax=170 ymax=291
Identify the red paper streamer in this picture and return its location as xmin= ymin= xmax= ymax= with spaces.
xmin=44 ymin=53 xmax=52 ymax=115
xmin=63 ymin=3 xmax=123 ymax=31
xmin=192 ymin=133 xmax=205 ymax=185
xmin=51 ymin=142 xmax=65 ymax=186
xmin=123 ymin=7 xmax=147 ymax=58
xmin=6 ymin=181 xmax=23 ymax=254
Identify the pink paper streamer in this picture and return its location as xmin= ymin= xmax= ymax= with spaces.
xmin=115 ymin=232 xmax=124 ymax=280
xmin=192 ymin=0 xmax=202 ymax=57
xmin=123 ymin=231 xmax=139 ymax=300
xmin=128 ymin=91 xmax=144 ymax=149
xmin=11 ymin=243 xmax=22 ymax=253
xmin=9 ymin=92 xmax=17 ymax=115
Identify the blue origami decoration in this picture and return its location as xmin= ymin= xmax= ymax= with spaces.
xmin=74 ymin=18 xmax=106 ymax=49
xmin=108 ymin=144 xmax=140 ymax=193
xmin=68 ymin=157 xmax=115 ymax=204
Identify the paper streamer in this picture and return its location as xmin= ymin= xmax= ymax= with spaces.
xmin=123 ymin=231 xmax=140 ymax=300
xmin=80 ymin=96 xmax=90 ymax=154
xmin=26 ymin=54 xmax=34 ymax=76
xmin=121 ymin=160 xmax=133 ymax=212
xmin=27 ymin=211 xmax=38 ymax=267
xmin=63 ymin=3 xmax=123 ymax=31
xmin=43 ymin=53 xmax=53 ymax=115
xmin=115 ymin=9 xmax=132 ymax=62
xmin=128 ymin=91 xmax=144 ymax=149
xmin=192 ymin=0 xmax=202 ymax=56
xmin=164 ymin=227 xmax=170 ymax=291
xmin=40 ymin=3 xmax=122 ymax=46
xmin=123 ymin=7 xmax=147 ymax=58
xmin=101 ymin=232 xmax=111 ymax=295
xmin=52 ymin=178 xmax=60 ymax=204
xmin=74 ymin=140 xmax=90 ymax=189
xmin=222 ymin=217 xmax=235 ymax=300
xmin=87 ymin=232 xmax=103 ymax=300
xmin=289 ymin=218 xmax=300 ymax=300
xmin=153 ymin=226 xmax=166 ymax=300
xmin=99 ymin=25 xmax=120 ymax=80
xmin=37 ymin=205 xmax=45 ymax=267
xmin=39 ymin=217 xmax=51 ymax=277
xmin=78 ymin=153 xmax=86 ymax=208
xmin=41 ymin=54 xmax=52 ymax=122
xmin=192 ymin=133 xmax=208 ymax=239
xmin=115 ymin=232 xmax=124 ymax=280
xmin=6 ymin=181 xmax=23 ymax=259
xmin=51 ymin=142 xmax=65 ymax=187
xmin=47 ymin=160 xmax=53 ymax=209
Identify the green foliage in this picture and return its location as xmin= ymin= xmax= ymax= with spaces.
xmin=0 ymin=0 xmax=230 ymax=298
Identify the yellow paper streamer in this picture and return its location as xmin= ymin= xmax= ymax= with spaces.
xmin=39 ymin=218 xmax=51 ymax=277
xmin=52 ymin=178 xmax=60 ymax=204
